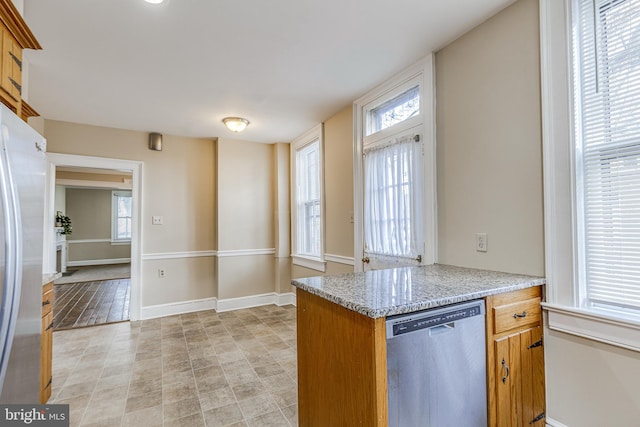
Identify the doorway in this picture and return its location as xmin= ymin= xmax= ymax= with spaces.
xmin=45 ymin=154 xmax=143 ymax=322
xmin=52 ymin=167 xmax=133 ymax=329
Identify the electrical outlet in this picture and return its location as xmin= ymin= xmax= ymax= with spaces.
xmin=476 ymin=233 xmax=488 ymax=252
xmin=158 ymin=268 xmax=166 ymax=278
xmin=152 ymin=215 xmax=163 ymax=225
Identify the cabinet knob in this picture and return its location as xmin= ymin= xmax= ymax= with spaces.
xmin=362 ymin=256 xmax=370 ymax=264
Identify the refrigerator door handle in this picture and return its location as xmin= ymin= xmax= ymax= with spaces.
xmin=0 ymin=124 xmax=21 ymax=393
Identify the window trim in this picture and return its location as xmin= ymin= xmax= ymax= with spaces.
xmin=111 ymin=190 xmax=132 ymax=244
xmin=290 ymin=124 xmax=326 ymax=272
xmin=540 ymin=0 xmax=640 ymax=351
xmin=354 ymin=55 xmax=437 ymax=272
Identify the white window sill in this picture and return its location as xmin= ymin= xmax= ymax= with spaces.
xmin=542 ymin=303 xmax=640 ymax=353
xmin=292 ymin=255 xmax=326 ymax=272
xmin=111 ymin=240 xmax=131 ymax=246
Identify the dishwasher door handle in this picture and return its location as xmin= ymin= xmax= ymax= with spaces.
xmin=429 ymin=322 xmax=455 ymax=336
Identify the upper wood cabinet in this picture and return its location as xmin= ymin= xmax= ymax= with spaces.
xmin=0 ymin=0 xmax=41 ymax=120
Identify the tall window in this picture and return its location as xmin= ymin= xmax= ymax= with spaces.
xmin=112 ymin=191 xmax=132 ymax=242
xmin=354 ymin=58 xmax=436 ymax=271
xmin=291 ymin=124 xmax=325 ymax=271
xmin=573 ymin=0 xmax=640 ymax=318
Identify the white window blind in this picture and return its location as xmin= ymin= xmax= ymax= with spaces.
xmin=363 ymin=134 xmax=422 ymax=260
xmin=574 ymin=0 xmax=640 ymax=314
xmin=296 ymin=140 xmax=321 ymax=257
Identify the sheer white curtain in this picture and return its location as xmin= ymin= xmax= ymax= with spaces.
xmin=363 ymin=134 xmax=422 ymax=261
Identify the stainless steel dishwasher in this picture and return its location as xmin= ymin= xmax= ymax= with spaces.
xmin=386 ymin=299 xmax=487 ymax=427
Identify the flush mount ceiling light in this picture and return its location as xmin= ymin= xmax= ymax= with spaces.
xmin=144 ymin=0 xmax=164 ymax=4
xmin=222 ymin=117 xmax=250 ymax=133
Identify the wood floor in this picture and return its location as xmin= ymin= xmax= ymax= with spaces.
xmin=53 ymin=279 xmax=130 ymax=331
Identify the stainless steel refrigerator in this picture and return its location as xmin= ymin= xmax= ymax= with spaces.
xmin=0 ymin=103 xmax=46 ymax=403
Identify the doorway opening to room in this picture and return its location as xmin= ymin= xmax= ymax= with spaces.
xmin=53 ymin=167 xmax=132 ymax=329
xmin=45 ymin=154 xmax=142 ymax=330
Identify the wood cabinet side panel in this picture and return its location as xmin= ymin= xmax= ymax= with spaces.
xmin=297 ymin=290 xmax=387 ymax=427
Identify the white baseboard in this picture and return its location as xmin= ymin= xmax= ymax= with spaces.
xmin=67 ymin=258 xmax=131 ymax=267
xmin=217 ymin=292 xmax=297 ymax=313
xmin=140 ymin=292 xmax=296 ymax=319
xmin=546 ymin=417 xmax=569 ymax=427
xmin=276 ymin=292 xmax=296 ymax=306
xmin=140 ymin=297 xmax=218 ymax=320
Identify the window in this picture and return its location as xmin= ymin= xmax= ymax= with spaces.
xmin=366 ymin=85 xmax=420 ymax=136
xmin=354 ymin=55 xmax=436 ymax=271
xmin=573 ymin=0 xmax=640 ymax=319
xmin=364 ymin=133 xmax=423 ymax=260
xmin=291 ymin=124 xmax=325 ymax=271
xmin=112 ymin=191 xmax=132 ymax=242
xmin=540 ymin=0 xmax=640 ymax=351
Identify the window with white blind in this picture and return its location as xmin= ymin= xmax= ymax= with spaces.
xmin=573 ymin=0 xmax=640 ymax=319
xmin=112 ymin=191 xmax=132 ymax=242
xmin=290 ymin=124 xmax=325 ymax=272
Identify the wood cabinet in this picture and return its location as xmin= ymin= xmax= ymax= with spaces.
xmin=40 ymin=281 xmax=53 ymax=404
xmin=296 ymin=285 xmax=545 ymax=427
xmin=0 ymin=26 xmax=20 ymax=102
xmin=297 ymin=289 xmax=388 ymax=427
xmin=486 ymin=286 xmax=545 ymax=427
xmin=0 ymin=0 xmax=41 ymax=120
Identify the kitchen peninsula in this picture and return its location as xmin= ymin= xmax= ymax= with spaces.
xmin=292 ymin=264 xmax=546 ymax=426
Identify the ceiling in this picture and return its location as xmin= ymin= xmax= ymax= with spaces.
xmin=23 ymin=0 xmax=516 ymax=144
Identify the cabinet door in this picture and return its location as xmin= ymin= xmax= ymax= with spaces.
xmin=494 ymin=326 xmax=545 ymax=427
xmin=1 ymin=28 xmax=21 ymax=101
xmin=40 ymin=310 xmax=53 ymax=404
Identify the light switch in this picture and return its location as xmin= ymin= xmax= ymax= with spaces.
xmin=152 ymin=215 xmax=163 ymax=225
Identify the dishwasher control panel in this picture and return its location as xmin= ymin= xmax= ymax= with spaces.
xmin=386 ymin=300 xmax=485 ymax=338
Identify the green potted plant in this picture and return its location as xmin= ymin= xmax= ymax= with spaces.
xmin=55 ymin=211 xmax=72 ymax=235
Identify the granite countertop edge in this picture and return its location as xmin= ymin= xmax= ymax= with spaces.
xmin=292 ymin=265 xmax=546 ymax=319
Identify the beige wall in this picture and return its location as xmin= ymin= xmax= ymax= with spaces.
xmin=544 ymin=329 xmax=640 ymax=426
xmin=65 ymin=188 xmax=131 ymax=263
xmin=44 ymin=120 xmax=216 ymax=307
xmin=216 ymin=138 xmax=276 ymax=300
xmin=324 ymin=105 xmax=355 ymax=258
xmin=66 ymin=188 xmax=113 ymax=239
xmin=435 ymin=0 xmax=544 ymax=277
xmin=217 ymin=138 xmax=274 ymax=251
xmin=57 ymin=171 xmax=132 ymax=184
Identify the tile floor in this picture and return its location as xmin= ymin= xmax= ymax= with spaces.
xmin=50 ymin=305 xmax=298 ymax=427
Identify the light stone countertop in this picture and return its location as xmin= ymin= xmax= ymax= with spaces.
xmin=291 ymin=264 xmax=545 ymax=318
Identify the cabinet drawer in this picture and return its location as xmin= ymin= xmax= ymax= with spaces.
xmin=493 ymin=297 xmax=541 ymax=334
xmin=42 ymin=281 xmax=53 ymax=316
